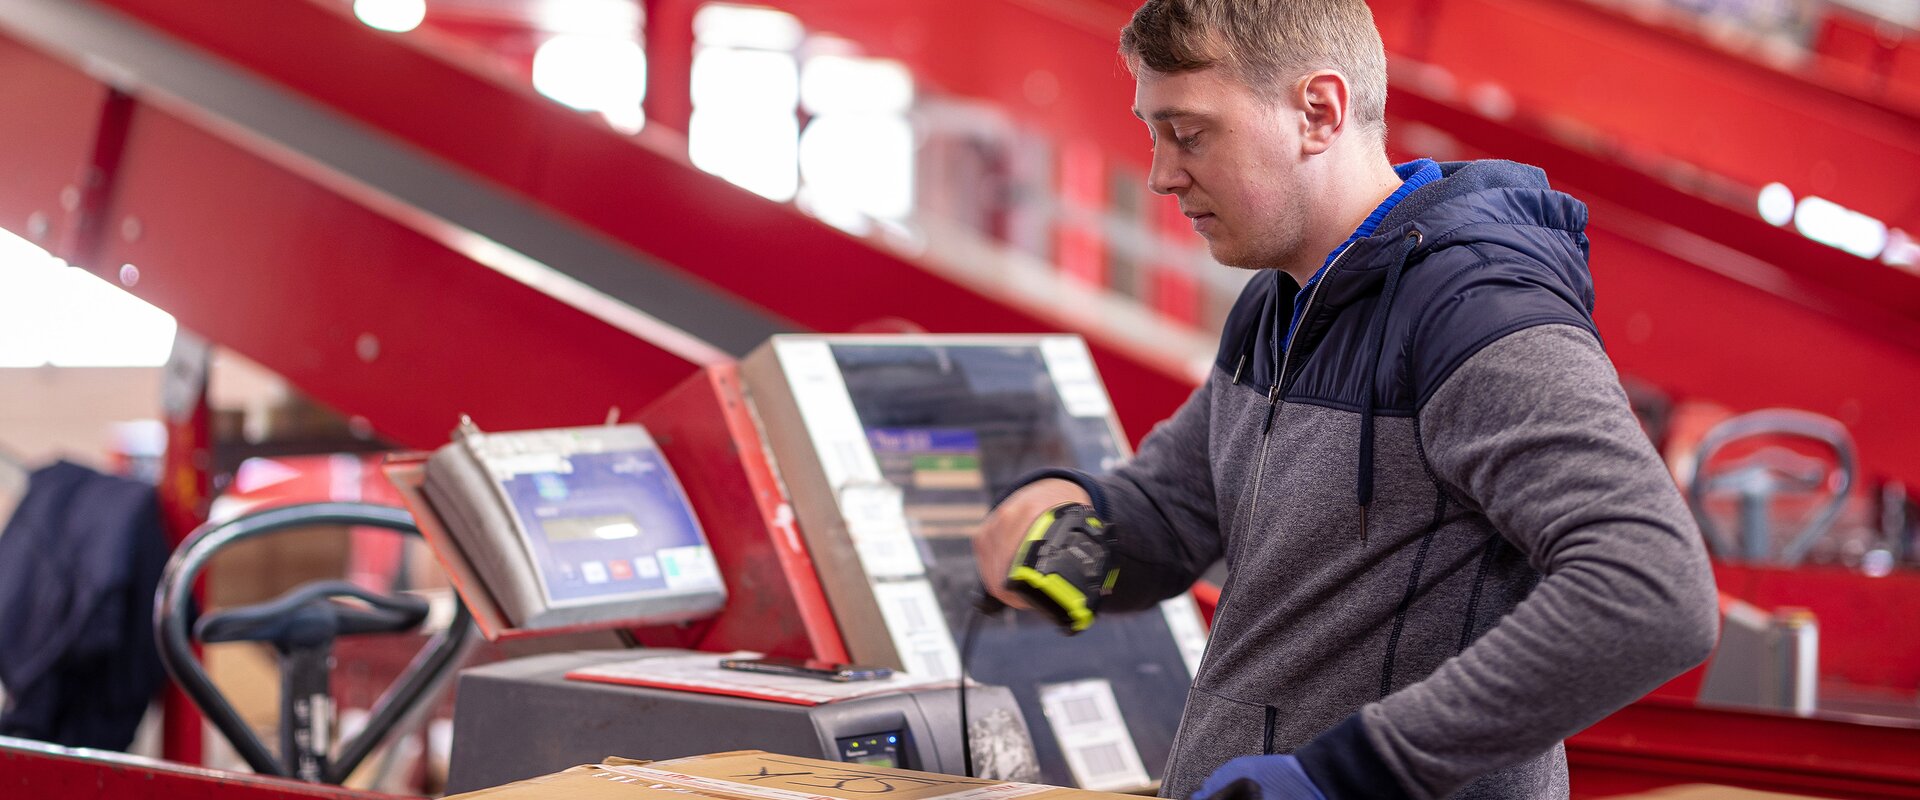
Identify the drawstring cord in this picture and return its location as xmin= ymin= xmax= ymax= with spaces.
xmin=1357 ymin=230 xmax=1422 ymax=543
xmin=1262 ymin=273 xmax=1286 ymax=433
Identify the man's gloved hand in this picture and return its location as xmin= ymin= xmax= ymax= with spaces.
xmin=1192 ymin=755 xmax=1328 ymax=800
xmin=972 ymin=478 xmax=1091 ymax=611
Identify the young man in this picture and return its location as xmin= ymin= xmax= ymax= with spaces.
xmin=972 ymin=1 xmax=1720 ymax=798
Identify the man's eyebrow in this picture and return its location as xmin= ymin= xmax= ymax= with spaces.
xmin=1131 ymin=107 xmax=1209 ymax=122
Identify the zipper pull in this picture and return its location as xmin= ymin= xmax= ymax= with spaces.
xmin=1262 ymin=384 xmax=1280 ymax=434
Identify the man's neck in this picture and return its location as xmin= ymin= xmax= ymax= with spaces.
xmin=1281 ymin=153 xmax=1406 ymax=287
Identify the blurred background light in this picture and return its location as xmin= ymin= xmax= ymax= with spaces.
xmin=801 ymin=55 xmax=914 ymax=115
xmin=1795 ymin=195 xmax=1889 ymax=260
xmin=1757 ymin=182 xmax=1795 ymax=227
xmin=693 ymin=3 xmax=803 ymax=50
xmin=534 ymin=0 xmax=641 ymax=37
xmin=532 ymin=34 xmax=649 ymax=133
xmin=353 ymin=0 xmax=427 ymax=33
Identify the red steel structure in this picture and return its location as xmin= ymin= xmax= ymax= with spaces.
xmin=63 ymin=0 xmax=1204 ymax=443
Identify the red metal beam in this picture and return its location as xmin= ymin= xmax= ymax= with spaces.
xmin=640 ymin=0 xmax=696 ymax=142
xmin=773 ymin=0 xmax=1920 ymax=240
xmin=1567 ymin=697 xmax=1920 ymax=799
xmin=156 ymin=339 xmax=213 ymax=764
xmin=0 ymin=737 xmax=409 ymax=800
xmin=1368 ymin=0 xmax=1920 ymax=235
xmin=0 ymin=20 xmax=727 ymax=449
xmin=0 ymin=29 xmax=108 ymax=253
xmin=83 ymin=98 xmax=719 ymax=448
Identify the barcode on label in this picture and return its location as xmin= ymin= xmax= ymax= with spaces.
xmin=871 ymin=580 xmax=960 ymax=679
xmin=1037 ymin=679 xmax=1150 ymax=791
xmin=896 ymin=596 xmax=928 ymax=628
xmin=1061 ymin=696 xmax=1103 ymax=726
xmin=916 ymin=650 xmax=950 ymax=676
xmin=1076 ymin=742 xmax=1127 ymax=780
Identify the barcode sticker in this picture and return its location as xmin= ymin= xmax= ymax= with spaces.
xmin=1078 ymin=743 xmax=1127 ymax=779
xmin=1061 ymin=696 xmax=1104 ymax=726
xmin=838 ymin=482 xmax=925 ymax=579
xmin=1037 ymin=679 xmax=1150 ymax=792
xmin=871 ymin=580 xmax=960 ymax=679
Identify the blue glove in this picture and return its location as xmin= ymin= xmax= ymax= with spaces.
xmin=1192 ymin=755 xmax=1328 ymax=800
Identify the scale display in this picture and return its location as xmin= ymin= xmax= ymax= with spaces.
xmin=423 ymin=423 xmax=725 ymax=631
xmin=492 ymin=444 xmax=719 ymax=605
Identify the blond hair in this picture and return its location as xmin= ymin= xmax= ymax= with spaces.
xmin=1120 ymin=0 xmax=1388 ymax=134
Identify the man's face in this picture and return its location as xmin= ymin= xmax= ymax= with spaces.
xmin=1134 ymin=66 xmax=1307 ymax=270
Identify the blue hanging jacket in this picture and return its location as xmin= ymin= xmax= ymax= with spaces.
xmin=0 ymin=460 xmax=169 ymax=750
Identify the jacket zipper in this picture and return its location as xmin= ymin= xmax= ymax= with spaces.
xmin=1243 ymin=248 xmax=1347 ymax=528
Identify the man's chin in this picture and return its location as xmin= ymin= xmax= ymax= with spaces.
xmin=1205 ymin=244 xmax=1264 ymax=271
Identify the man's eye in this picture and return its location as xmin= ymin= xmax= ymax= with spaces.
xmin=1177 ymin=132 xmax=1201 ymax=149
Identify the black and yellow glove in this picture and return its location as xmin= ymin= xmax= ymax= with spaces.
xmin=1005 ymin=503 xmax=1119 ymax=634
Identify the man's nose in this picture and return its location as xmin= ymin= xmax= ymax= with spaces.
xmin=1147 ymin=154 xmax=1188 ymax=196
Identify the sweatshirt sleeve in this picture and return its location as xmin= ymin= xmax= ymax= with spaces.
xmin=1020 ymin=380 xmax=1223 ymax=612
xmin=1328 ymin=324 xmax=1719 ymax=799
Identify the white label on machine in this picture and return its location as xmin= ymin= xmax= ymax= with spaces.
xmin=1039 ymin=338 xmax=1112 ymax=418
xmin=838 ymin=482 xmax=925 ymax=579
xmin=1159 ymin=593 xmax=1210 ymax=678
xmin=871 ymin=580 xmax=960 ymax=679
xmin=481 ymin=452 xmax=573 ymax=480
xmin=656 ymin=545 xmax=721 ymax=590
xmin=778 ymin=340 xmax=883 ymax=490
xmin=1037 ymin=679 xmax=1150 ymax=792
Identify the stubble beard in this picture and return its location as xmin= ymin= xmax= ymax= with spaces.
xmin=1206 ymin=229 xmax=1292 ymax=272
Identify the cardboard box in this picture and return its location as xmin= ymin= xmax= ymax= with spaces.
xmin=446 ymin=750 xmax=1135 ymax=800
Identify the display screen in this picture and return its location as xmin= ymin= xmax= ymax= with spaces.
xmin=827 ymin=341 xmax=1126 ymax=621
xmin=540 ymin=514 xmax=641 ymax=542
xmin=830 ymin=342 xmax=1124 ymax=524
xmin=496 ymin=446 xmax=720 ymax=604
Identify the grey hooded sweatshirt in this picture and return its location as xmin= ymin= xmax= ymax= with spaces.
xmin=1029 ymin=161 xmax=1720 ymax=799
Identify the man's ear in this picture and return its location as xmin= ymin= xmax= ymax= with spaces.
xmin=1296 ymin=70 xmax=1351 ymax=156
